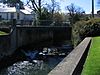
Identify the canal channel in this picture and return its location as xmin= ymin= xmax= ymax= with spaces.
xmin=0 ymin=44 xmax=73 ymax=75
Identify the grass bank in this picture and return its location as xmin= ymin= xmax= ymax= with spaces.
xmin=82 ymin=37 xmax=100 ymax=75
xmin=0 ymin=31 xmax=7 ymax=35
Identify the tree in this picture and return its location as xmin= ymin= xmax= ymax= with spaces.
xmin=39 ymin=7 xmax=52 ymax=25
xmin=26 ymin=0 xmax=60 ymax=26
xmin=65 ymin=3 xmax=85 ymax=47
xmin=0 ymin=0 xmax=7 ymax=3
xmin=25 ymin=0 xmax=47 ymax=25
xmin=53 ymin=12 xmax=64 ymax=26
xmin=25 ymin=0 xmax=43 ymax=25
xmin=66 ymin=3 xmax=85 ymax=25
xmin=2 ymin=0 xmax=24 ymax=9
xmin=46 ymin=0 xmax=61 ymax=19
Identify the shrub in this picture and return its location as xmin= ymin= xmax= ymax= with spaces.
xmin=0 ymin=20 xmax=11 ymax=27
xmin=73 ymin=18 xmax=100 ymax=46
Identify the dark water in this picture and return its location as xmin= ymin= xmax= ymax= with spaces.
xmin=0 ymin=57 xmax=64 ymax=75
xmin=0 ymin=42 xmax=73 ymax=75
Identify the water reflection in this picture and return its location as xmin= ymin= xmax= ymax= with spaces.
xmin=0 ymin=57 xmax=63 ymax=75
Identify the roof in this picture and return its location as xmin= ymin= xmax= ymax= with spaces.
xmin=0 ymin=3 xmax=16 ymax=12
xmin=20 ymin=6 xmax=34 ymax=15
xmin=0 ymin=3 xmax=34 ymax=15
xmin=20 ymin=10 xmax=31 ymax=14
xmin=0 ymin=7 xmax=16 ymax=12
xmin=24 ymin=6 xmax=33 ymax=13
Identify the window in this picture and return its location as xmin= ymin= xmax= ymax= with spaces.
xmin=0 ymin=15 xmax=2 ymax=19
xmin=11 ymin=13 xmax=14 ymax=19
xmin=17 ymin=13 xmax=20 ymax=20
xmin=7 ymin=13 xmax=8 ymax=20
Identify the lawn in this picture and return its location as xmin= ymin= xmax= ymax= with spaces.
xmin=81 ymin=37 xmax=100 ymax=75
xmin=0 ymin=31 xmax=7 ymax=35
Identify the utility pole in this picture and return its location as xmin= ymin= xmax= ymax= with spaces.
xmin=92 ymin=0 xmax=94 ymax=18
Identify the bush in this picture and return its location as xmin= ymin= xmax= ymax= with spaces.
xmin=0 ymin=20 xmax=11 ymax=27
xmin=73 ymin=18 xmax=100 ymax=46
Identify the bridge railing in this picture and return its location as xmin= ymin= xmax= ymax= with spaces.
xmin=48 ymin=37 xmax=91 ymax=75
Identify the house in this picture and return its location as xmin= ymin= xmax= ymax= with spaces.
xmin=0 ymin=3 xmax=36 ymax=25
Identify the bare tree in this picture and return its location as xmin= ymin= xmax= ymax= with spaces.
xmin=23 ymin=0 xmax=43 ymax=25
xmin=25 ymin=0 xmax=60 ymax=25
xmin=66 ymin=3 xmax=85 ymax=25
xmin=46 ymin=0 xmax=61 ymax=19
xmin=30 ymin=0 xmax=42 ymax=20
xmin=2 ymin=0 xmax=24 ymax=8
xmin=53 ymin=12 xmax=64 ymax=26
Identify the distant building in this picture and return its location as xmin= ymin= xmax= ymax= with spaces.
xmin=85 ymin=10 xmax=100 ymax=18
xmin=0 ymin=3 xmax=36 ymax=25
xmin=97 ymin=10 xmax=100 ymax=16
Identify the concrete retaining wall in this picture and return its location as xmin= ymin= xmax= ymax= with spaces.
xmin=48 ymin=37 xmax=91 ymax=75
xmin=0 ymin=26 xmax=72 ymax=59
xmin=0 ymin=35 xmax=10 ymax=58
xmin=0 ymin=20 xmax=16 ymax=59
xmin=16 ymin=26 xmax=72 ymax=48
xmin=0 ymin=33 xmax=16 ymax=59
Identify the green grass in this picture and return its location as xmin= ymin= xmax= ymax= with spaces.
xmin=0 ymin=31 xmax=7 ymax=35
xmin=81 ymin=37 xmax=100 ymax=75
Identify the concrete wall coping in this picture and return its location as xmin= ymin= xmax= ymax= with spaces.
xmin=48 ymin=37 xmax=91 ymax=75
xmin=16 ymin=26 xmax=71 ymax=28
